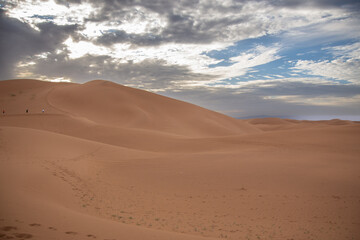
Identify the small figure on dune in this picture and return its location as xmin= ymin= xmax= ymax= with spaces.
xmin=42 ymin=108 xmax=45 ymax=113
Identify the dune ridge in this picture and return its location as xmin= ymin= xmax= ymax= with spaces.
xmin=1 ymin=79 xmax=360 ymax=240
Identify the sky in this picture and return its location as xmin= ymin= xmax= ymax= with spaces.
xmin=1 ymin=0 xmax=360 ymax=120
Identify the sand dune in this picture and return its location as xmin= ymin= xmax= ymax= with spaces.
xmin=1 ymin=79 xmax=360 ymax=240
xmin=48 ymin=80 xmax=259 ymax=137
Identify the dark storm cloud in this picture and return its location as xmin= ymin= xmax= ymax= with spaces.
xmin=95 ymin=23 xmax=219 ymax=47
xmin=94 ymin=9 xmax=253 ymax=46
xmin=85 ymin=0 xmax=198 ymax=16
xmin=31 ymin=14 xmax=55 ymax=20
xmin=26 ymin=52 xmax=216 ymax=88
xmin=96 ymin=30 xmax=164 ymax=47
xmin=91 ymin=0 xmax=360 ymax=47
xmin=3 ymin=0 xmax=354 ymax=51
xmin=91 ymin=2 xmax=219 ymax=46
xmin=85 ymin=0 xmax=360 ymax=17
xmin=0 ymin=9 xmax=79 ymax=80
xmin=90 ymin=0 xmax=254 ymax=47
xmin=54 ymin=0 xmax=82 ymax=6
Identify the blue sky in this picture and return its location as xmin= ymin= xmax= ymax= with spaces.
xmin=1 ymin=0 xmax=360 ymax=120
xmin=206 ymin=35 xmax=356 ymax=84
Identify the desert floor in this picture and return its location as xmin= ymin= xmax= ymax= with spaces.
xmin=1 ymin=79 xmax=359 ymax=240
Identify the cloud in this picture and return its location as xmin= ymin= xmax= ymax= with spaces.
xmin=184 ymin=44 xmax=282 ymax=85
xmin=0 ymin=9 xmax=79 ymax=79
xmin=161 ymin=79 xmax=360 ymax=119
xmin=263 ymin=94 xmax=360 ymax=106
xmin=55 ymin=0 xmax=82 ymax=6
xmin=282 ymin=17 xmax=360 ymax=49
xmin=88 ymin=0 xmax=356 ymax=47
xmin=16 ymin=51 xmax=216 ymax=90
xmin=267 ymin=0 xmax=360 ymax=11
xmin=3 ymin=0 xmax=95 ymax=27
xmin=96 ymin=30 xmax=165 ymax=47
xmin=293 ymin=42 xmax=360 ymax=83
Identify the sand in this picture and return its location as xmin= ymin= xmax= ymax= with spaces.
xmin=0 ymin=79 xmax=359 ymax=240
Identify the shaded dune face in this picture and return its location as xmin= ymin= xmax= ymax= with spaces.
xmin=0 ymin=79 xmax=360 ymax=240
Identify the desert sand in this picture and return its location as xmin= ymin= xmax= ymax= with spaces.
xmin=0 ymin=79 xmax=359 ymax=240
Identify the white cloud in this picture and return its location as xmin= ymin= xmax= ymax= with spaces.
xmin=326 ymin=42 xmax=360 ymax=59
xmin=295 ymin=58 xmax=360 ymax=83
xmin=64 ymin=38 xmax=111 ymax=59
xmin=50 ymin=77 xmax=71 ymax=82
xmin=112 ymin=42 xmax=226 ymax=67
xmin=293 ymin=42 xmax=360 ymax=84
xmin=194 ymin=45 xmax=281 ymax=83
xmin=284 ymin=17 xmax=360 ymax=46
xmin=4 ymin=0 xmax=93 ymax=28
xmin=263 ymin=94 xmax=360 ymax=106
xmin=193 ymin=77 xmax=345 ymax=91
xmin=80 ymin=6 xmax=167 ymax=38
xmin=112 ymin=6 xmax=167 ymax=34
xmin=148 ymin=44 xmax=282 ymax=89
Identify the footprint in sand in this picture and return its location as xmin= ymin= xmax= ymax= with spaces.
xmin=1 ymin=226 xmax=33 ymax=239
xmin=87 ymin=234 xmax=96 ymax=238
xmin=48 ymin=227 xmax=57 ymax=231
xmin=1 ymin=226 xmax=17 ymax=231
xmin=13 ymin=232 xmax=33 ymax=239
xmin=65 ymin=231 xmax=78 ymax=235
xmin=28 ymin=223 xmax=41 ymax=227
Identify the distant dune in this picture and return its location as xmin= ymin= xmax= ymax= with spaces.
xmin=1 ymin=79 xmax=360 ymax=240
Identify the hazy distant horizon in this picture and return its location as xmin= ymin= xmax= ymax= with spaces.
xmin=237 ymin=115 xmax=360 ymax=121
